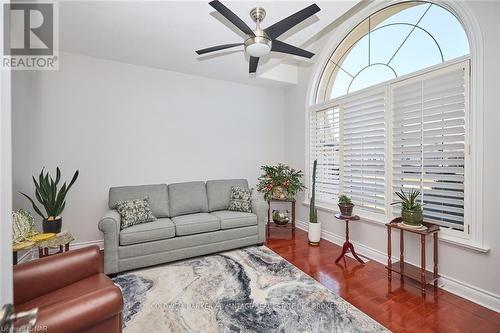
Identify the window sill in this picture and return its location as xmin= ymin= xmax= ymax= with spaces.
xmin=438 ymin=234 xmax=489 ymax=253
xmin=302 ymin=200 xmax=386 ymax=227
xmin=301 ymin=200 xmax=490 ymax=253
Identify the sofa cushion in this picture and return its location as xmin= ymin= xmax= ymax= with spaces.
xmin=206 ymin=179 xmax=249 ymax=212
xmin=119 ymin=218 xmax=175 ymax=245
xmin=115 ymin=198 xmax=157 ymax=230
xmin=109 ymin=184 xmax=169 ymax=217
xmin=211 ymin=210 xmax=257 ymax=230
xmin=168 ymin=181 xmax=208 ymax=217
xmin=228 ymin=187 xmax=253 ymax=213
xmin=171 ymin=213 xmax=219 ymax=236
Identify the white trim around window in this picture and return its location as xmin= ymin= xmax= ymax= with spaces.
xmin=305 ymin=0 xmax=486 ymax=252
xmin=306 ymin=58 xmax=487 ymax=252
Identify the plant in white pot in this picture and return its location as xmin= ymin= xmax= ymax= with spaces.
xmin=20 ymin=167 xmax=79 ymax=234
xmin=308 ymin=159 xmax=321 ymax=245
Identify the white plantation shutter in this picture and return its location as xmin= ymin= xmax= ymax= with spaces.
xmin=341 ymin=90 xmax=386 ymax=213
xmin=392 ymin=62 xmax=468 ymax=230
xmin=309 ymin=107 xmax=340 ymax=202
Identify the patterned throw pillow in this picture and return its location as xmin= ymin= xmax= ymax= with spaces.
xmin=228 ymin=187 xmax=252 ymax=213
xmin=115 ymin=197 xmax=156 ymax=230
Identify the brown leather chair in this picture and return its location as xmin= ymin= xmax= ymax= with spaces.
xmin=14 ymin=245 xmax=123 ymax=333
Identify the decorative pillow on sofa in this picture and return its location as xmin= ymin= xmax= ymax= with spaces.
xmin=115 ymin=197 xmax=156 ymax=230
xmin=228 ymin=187 xmax=252 ymax=213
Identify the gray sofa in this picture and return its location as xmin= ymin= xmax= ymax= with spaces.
xmin=98 ymin=179 xmax=267 ymax=274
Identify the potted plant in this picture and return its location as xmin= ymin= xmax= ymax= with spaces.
xmin=391 ymin=189 xmax=423 ymax=227
xmin=257 ymin=163 xmax=306 ymax=200
xmin=338 ymin=194 xmax=354 ymax=217
xmin=20 ymin=167 xmax=79 ymax=233
xmin=308 ymin=159 xmax=321 ymax=245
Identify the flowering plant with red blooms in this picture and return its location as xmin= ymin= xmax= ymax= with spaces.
xmin=257 ymin=164 xmax=306 ymax=200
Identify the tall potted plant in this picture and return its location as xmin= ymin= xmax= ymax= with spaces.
xmin=20 ymin=167 xmax=79 ymax=233
xmin=308 ymin=159 xmax=321 ymax=245
xmin=391 ymin=189 xmax=423 ymax=227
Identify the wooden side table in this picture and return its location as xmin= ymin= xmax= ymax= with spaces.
xmin=266 ymin=198 xmax=295 ymax=239
xmin=334 ymin=214 xmax=365 ymax=264
xmin=37 ymin=230 xmax=74 ymax=258
xmin=386 ymin=217 xmax=440 ymax=294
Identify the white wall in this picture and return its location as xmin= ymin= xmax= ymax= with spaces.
xmin=1 ymin=65 xmax=13 ymax=304
xmin=12 ymin=52 xmax=285 ymax=244
xmin=283 ymin=1 xmax=500 ymax=310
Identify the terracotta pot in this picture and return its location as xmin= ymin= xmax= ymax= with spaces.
xmin=42 ymin=217 xmax=62 ymax=233
xmin=338 ymin=204 xmax=354 ymax=217
xmin=308 ymin=221 xmax=321 ymax=245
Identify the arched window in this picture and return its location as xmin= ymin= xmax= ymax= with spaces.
xmin=309 ymin=1 xmax=474 ymax=236
xmin=316 ymin=1 xmax=470 ymax=102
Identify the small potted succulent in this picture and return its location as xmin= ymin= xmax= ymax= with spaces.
xmin=338 ymin=194 xmax=354 ymax=217
xmin=308 ymin=159 xmax=321 ymax=245
xmin=20 ymin=167 xmax=79 ymax=233
xmin=391 ymin=189 xmax=423 ymax=227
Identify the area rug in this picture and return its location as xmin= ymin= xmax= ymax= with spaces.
xmin=113 ymin=246 xmax=389 ymax=333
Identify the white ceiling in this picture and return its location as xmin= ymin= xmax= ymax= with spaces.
xmin=60 ymin=1 xmax=359 ymax=88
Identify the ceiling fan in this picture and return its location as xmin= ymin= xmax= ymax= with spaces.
xmin=196 ymin=0 xmax=320 ymax=74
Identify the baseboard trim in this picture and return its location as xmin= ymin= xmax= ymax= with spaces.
xmin=296 ymin=220 xmax=500 ymax=313
xmin=71 ymin=239 xmax=104 ymax=250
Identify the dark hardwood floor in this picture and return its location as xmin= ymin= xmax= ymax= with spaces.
xmin=265 ymin=228 xmax=500 ymax=333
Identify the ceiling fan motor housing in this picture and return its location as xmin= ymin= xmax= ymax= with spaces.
xmin=245 ymin=7 xmax=272 ymax=57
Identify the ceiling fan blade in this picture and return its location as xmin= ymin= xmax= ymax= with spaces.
xmin=196 ymin=43 xmax=243 ymax=55
xmin=264 ymin=4 xmax=320 ymax=40
xmin=249 ymin=56 xmax=259 ymax=74
xmin=271 ymin=40 xmax=314 ymax=59
xmin=209 ymin=0 xmax=255 ymax=36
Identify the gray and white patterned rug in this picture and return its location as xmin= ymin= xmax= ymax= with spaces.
xmin=113 ymin=246 xmax=389 ymax=333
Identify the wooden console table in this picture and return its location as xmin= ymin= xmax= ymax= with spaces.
xmin=266 ymin=198 xmax=295 ymax=239
xmin=334 ymin=214 xmax=365 ymax=264
xmin=386 ymin=217 xmax=440 ymax=294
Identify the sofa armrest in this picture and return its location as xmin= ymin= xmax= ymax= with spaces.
xmin=14 ymin=245 xmax=102 ymax=305
xmin=98 ymin=210 xmax=121 ymax=274
xmin=29 ymin=285 xmax=123 ymax=333
xmin=251 ymin=194 xmax=267 ymax=243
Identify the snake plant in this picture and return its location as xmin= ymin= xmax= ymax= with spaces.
xmin=20 ymin=167 xmax=79 ymax=220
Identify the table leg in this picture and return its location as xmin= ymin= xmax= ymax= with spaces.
xmin=421 ymin=234 xmax=426 ymax=294
xmin=348 ymin=242 xmax=365 ymax=264
xmin=400 ymin=230 xmax=404 ymax=281
xmin=13 ymin=251 xmax=18 ymax=265
xmin=335 ymin=221 xmax=349 ymax=263
xmin=434 ymin=232 xmax=438 ymax=288
xmin=291 ymin=201 xmax=296 ymax=238
xmin=335 ymin=243 xmax=348 ymax=263
xmin=387 ymin=226 xmax=392 ymax=282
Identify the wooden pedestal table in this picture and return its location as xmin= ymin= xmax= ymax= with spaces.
xmin=386 ymin=217 xmax=440 ymax=294
xmin=334 ymin=214 xmax=365 ymax=264
xmin=266 ymin=198 xmax=296 ymax=239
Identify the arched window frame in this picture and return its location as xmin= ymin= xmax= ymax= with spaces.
xmin=305 ymin=0 xmax=486 ymax=251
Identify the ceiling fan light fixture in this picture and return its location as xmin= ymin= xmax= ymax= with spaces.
xmin=244 ymin=36 xmax=272 ymax=57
